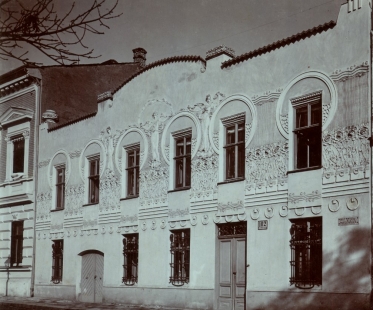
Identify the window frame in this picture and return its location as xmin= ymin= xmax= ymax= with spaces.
xmin=291 ymin=92 xmax=322 ymax=170
xmin=51 ymin=240 xmax=63 ymax=284
xmin=55 ymin=165 xmax=65 ymax=210
xmin=222 ymin=113 xmax=245 ymax=181
xmin=169 ymin=229 xmax=190 ymax=286
xmin=122 ymin=233 xmax=139 ymax=285
xmin=10 ymin=221 xmax=23 ymax=267
xmin=173 ymin=134 xmax=191 ymax=189
xmin=126 ymin=144 xmax=140 ymax=198
xmin=289 ymin=217 xmax=322 ymax=289
xmin=88 ymin=156 xmax=100 ymax=204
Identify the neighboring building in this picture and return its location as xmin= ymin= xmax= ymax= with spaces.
xmin=0 ymin=53 xmax=143 ymax=297
xmin=33 ymin=1 xmax=371 ymax=309
xmin=0 ymin=66 xmax=40 ymax=297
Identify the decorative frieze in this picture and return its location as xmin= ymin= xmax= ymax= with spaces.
xmin=169 ymin=208 xmax=189 ymax=218
xmin=288 ymin=190 xmax=321 ymax=204
xmin=330 ymin=61 xmax=368 ymax=82
xmin=99 ymin=170 xmax=120 ymax=212
xmin=69 ymin=149 xmax=82 ymax=159
xmin=251 ymin=88 xmax=283 ymax=106
xmin=140 ymin=165 xmax=169 ymax=207
xmin=190 ymin=153 xmax=218 ymax=202
xmin=245 ymin=141 xmax=288 ymax=192
xmin=65 ymin=184 xmax=84 ymax=217
xmin=322 ymin=123 xmax=369 ymax=182
xmin=38 ymin=159 xmax=50 ymax=168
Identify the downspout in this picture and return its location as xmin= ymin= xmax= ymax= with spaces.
xmin=30 ymin=76 xmax=41 ymax=297
xmin=370 ymin=0 xmax=373 ymax=307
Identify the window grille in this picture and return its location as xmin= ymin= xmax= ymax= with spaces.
xmin=11 ymin=221 xmax=23 ymax=266
xmin=126 ymin=147 xmax=140 ymax=197
xmin=51 ymin=240 xmax=63 ymax=284
xmin=88 ymin=157 xmax=99 ymax=203
xmin=13 ymin=136 xmax=24 ymax=173
xmin=174 ymin=135 xmax=191 ymax=188
xmin=218 ymin=222 xmax=247 ymax=238
xmin=56 ymin=165 xmax=65 ymax=210
xmin=170 ymin=229 xmax=190 ymax=286
xmin=290 ymin=218 xmax=322 ymax=288
xmin=292 ymin=92 xmax=322 ymax=169
xmin=122 ymin=234 xmax=138 ymax=285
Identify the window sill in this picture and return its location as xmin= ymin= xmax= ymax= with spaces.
xmin=168 ymin=187 xmax=191 ymax=193
xmin=51 ymin=208 xmax=64 ymax=212
xmin=82 ymin=202 xmax=99 ymax=207
xmin=120 ymin=196 xmax=139 ymax=201
xmin=0 ymin=266 xmax=31 ymax=272
xmin=217 ymin=178 xmax=245 ymax=185
xmin=287 ymin=166 xmax=322 ymax=175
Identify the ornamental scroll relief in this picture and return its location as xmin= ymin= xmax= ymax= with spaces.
xmin=99 ymin=170 xmax=121 ymax=212
xmin=36 ymin=191 xmax=52 ymax=221
xmin=190 ymin=153 xmax=218 ymax=202
xmin=140 ymin=166 xmax=169 ymax=207
xmin=322 ymin=123 xmax=369 ymax=180
xmin=245 ymin=141 xmax=288 ymax=192
xmin=65 ymin=184 xmax=84 ymax=217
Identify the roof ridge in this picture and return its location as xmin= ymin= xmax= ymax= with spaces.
xmin=222 ymin=20 xmax=336 ymax=69
xmin=48 ymin=111 xmax=97 ymax=132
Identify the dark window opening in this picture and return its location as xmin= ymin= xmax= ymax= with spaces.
xmin=122 ymin=234 xmax=138 ymax=285
xmin=293 ymin=96 xmax=321 ymax=169
xmin=88 ymin=157 xmax=99 ymax=204
xmin=127 ymin=148 xmax=140 ymax=197
xmin=11 ymin=221 xmax=23 ymax=267
xmin=290 ymin=217 xmax=322 ymax=289
xmin=13 ymin=137 xmax=24 ymax=173
xmin=56 ymin=166 xmax=65 ymax=210
xmin=51 ymin=240 xmax=63 ymax=284
xmin=225 ymin=122 xmax=245 ymax=180
xmin=218 ymin=221 xmax=247 ymax=238
xmin=170 ymin=229 xmax=190 ymax=286
xmin=174 ymin=136 xmax=191 ymax=188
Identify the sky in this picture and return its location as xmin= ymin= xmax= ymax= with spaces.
xmin=1 ymin=0 xmax=346 ymax=73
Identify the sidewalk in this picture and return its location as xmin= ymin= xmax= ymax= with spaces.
xmin=0 ymin=296 xmax=189 ymax=310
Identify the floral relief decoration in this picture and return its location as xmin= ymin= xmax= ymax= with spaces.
xmin=99 ymin=169 xmax=121 ymax=212
xmin=140 ymin=165 xmax=169 ymax=207
xmin=65 ymin=184 xmax=84 ymax=216
xmin=36 ymin=191 xmax=52 ymax=221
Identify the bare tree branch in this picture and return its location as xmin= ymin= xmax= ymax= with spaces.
xmin=0 ymin=0 xmax=122 ymax=65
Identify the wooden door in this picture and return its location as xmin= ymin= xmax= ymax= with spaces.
xmin=80 ymin=253 xmax=104 ymax=303
xmin=217 ymin=237 xmax=246 ymax=310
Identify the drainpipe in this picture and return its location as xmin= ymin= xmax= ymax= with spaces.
xmin=370 ymin=1 xmax=373 ymax=308
xmin=30 ymin=76 xmax=41 ymax=297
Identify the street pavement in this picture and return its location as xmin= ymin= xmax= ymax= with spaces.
xmin=0 ymin=296 xmax=191 ymax=310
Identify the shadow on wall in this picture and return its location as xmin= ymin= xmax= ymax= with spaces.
xmin=250 ymin=227 xmax=371 ymax=310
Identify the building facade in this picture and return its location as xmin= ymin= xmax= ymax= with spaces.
xmin=33 ymin=1 xmax=371 ymax=309
xmin=0 ymin=67 xmax=40 ymax=297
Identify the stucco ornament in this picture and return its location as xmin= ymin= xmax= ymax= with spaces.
xmin=190 ymin=153 xmax=218 ymax=202
xmin=214 ymin=201 xmax=246 ymax=223
xmin=99 ymin=126 xmax=121 ymax=173
xmin=36 ymin=191 xmax=52 ymax=221
xmin=346 ymin=197 xmax=359 ymax=211
xmin=187 ymin=92 xmax=225 ymax=158
xmin=140 ymin=165 xmax=169 ymax=207
xmin=99 ymin=169 xmax=120 ymax=212
xmin=64 ymin=184 xmax=84 ymax=217
xmin=245 ymin=141 xmax=288 ymax=190
xmin=279 ymin=206 xmax=288 ymax=217
xmin=323 ymin=123 xmax=369 ymax=176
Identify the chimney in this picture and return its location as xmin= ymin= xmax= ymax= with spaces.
xmin=133 ymin=48 xmax=147 ymax=68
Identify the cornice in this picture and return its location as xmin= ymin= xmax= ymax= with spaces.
xmin=48 ymin=111 xmax=97 ymax=132
xmin=221 ymin=20 xmax=336 ymax=69
xmin=0 ymin=76 xmax=39 ymax=99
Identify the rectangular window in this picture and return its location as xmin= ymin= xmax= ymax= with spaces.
xmin=126 ymin=147 xmax=140 ymax=197
xmin=290 ymin=217 xmax=322 ymax=288
xmin=170 ymin=229 xmax=190 ymax=286
xmin=293 ymin=94 xmax=322 ymax=169
xmin=122 ymin=234 xmax=138 ymax=285
xmin=10 ymin=221 xmax=23 ymax=267
xmin=224 ymin=118 xmax=245 ymax=180
xmin=174 ymin=136 xmax=191 ymax=188
xmin=88 ymin=157 xmax=100 ymax=204
xmin=51 ymin=240 xmax=63 ymax=284
xmin=56 ymin=166 xmax=65 ymax=210
xmin=13 ymin=136 xmax=25 ymax=173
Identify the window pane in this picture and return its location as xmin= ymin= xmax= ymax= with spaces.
xmin=295 ymin=106 xmax=308 ymax=128
xmin=237 ymin=144 xmax=245 ymax=178
xmin=13 ymin=138 xmax=25 ymax=173
xmin=175 ymin=158 xmax=184 ymax=188
xmin=309 ymin=130 xmax=321 ymax=167
xmin=176 ymin=139 xmax=184 ymax=156
xmin=136 ymin=151 xmax=140 ymax=166
xmin=128 ymin=151 xmax=135 ymax=168
xmin=186 ymin=137 xmax=191 ymax=154
xmin=127 ymin=169 xmax=135 ymax=196
xmin=296 ymin=133 xmax=308 ymax=169
xmin=237 ymin=123 xmax=245 ymax=142
xmin=226 ymin=126 xmax=235 ymax=144
xmin=311 ymin=103 xmax=321 ymax=125
xmin=226 ymin=147 xmax=235 ymax=179
xmin=57 ymin=167 xmax=65 ymax=183
xmin=135 ymin=167 xmax=139 ymax=195
xmin=185 ymin=156 xmax=191 ymax=187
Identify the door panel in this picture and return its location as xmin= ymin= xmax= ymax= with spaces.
xmin=218 ymin=237 xmax=246 ymax=310
xmin=80 ymin=253 xmax=104 ymax=303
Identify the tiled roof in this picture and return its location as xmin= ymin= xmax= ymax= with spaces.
xmin=48 ymin=111 xmax=97 ymax=132
xmin=221 ymin=20 xmax=336 ymax=69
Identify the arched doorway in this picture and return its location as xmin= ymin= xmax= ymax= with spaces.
xmin=78 ymin=250 xmax=104 ymax=303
